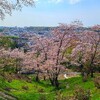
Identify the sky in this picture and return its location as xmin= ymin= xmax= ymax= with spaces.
xmin=0 ymin=0 xmax=100 ymax=27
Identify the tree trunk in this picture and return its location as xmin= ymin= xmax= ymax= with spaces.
xmin=50 ymin=78 xmax=54 ymax=86
xmin=43 ymin=75 xmax=46 ymax=81
xmin=15 ymin=67 xmax=18 ymax=74
xmin=99 ymin=69 xmax=100 ymax=73
xmin=52 ymin=76 xmax=59 ymax=88
xmin=35 ymin=73 xmax=39 ymax=82
xmin=48 ymin=72 xmax=59 ymax=88
xmin=81 ymin=71 xmax=85 ymax=77
xmin=90 ymin=66 xmax=94 ymax=78
xmin=82 ymin=73 xmax=88 ymax=82
xmin=49 ymin=76 xmax=59 ymax=88
xmin=54 ymin=77 xmax=59 ymax=88
xmin=90 ymin=70 xmax=94 ymax=78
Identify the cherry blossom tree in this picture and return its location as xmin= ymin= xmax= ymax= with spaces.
xmin=23 ymin=50 xmax=44 ymax=82
xmin=71 ymin=25 xmax=100 ymax=79
xmin=9 ymin=48 xmax=25 ymax=73
xmin=25 ymin=22 xmax=82 ymax=88
xmin=0 ymin=0 xmax=34 ymax=19
xmin=0 ymin=48 xmax=25 ymax=74
xmin=0 ymin=48 xmax=15 ymax=73
xmin=90 ymin=25 xmax=100 ymax=75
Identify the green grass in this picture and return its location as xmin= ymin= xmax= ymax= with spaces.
xmin=0 ymin=75 xmax=100 ymax=100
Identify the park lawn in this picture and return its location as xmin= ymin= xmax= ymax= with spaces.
xmin=0 ymin=75 xmax=100 ymax=100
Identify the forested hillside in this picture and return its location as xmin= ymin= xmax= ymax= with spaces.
xmin=0 ymin=23 xmax=100 ymax=100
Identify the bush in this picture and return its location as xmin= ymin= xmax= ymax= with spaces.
xmin=55 ymin=90 xmax=66 ymax=100
xmin=39 ymin=95 xmax=46 ymax=100
xmin=22 ymin=85 xmax=29 ymax=90
xmin=4 ymin=87 xmax=11 ymax=91
xmin=38 ymin=88 xmax=44 ymax=93
xmin=82 ymin=76 xmax=88 ymax=82
xmin=94 ymin=76 xmax=100 ymax=89
xmin=82 ymin=73 xmax=88 ymax=82
xmin=74 ymin=87 xmax=91 ymax=100
xmin=7 ymin=78 xmax=12 ymax=83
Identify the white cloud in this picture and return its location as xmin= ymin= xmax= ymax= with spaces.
xmin=47 ymin=0 xmax=81 ymax=4
xmin=67 ymin=0 xmax=81 ymax=4
xmin=34 ymin=0 xmax=39 ymax=2
xmin=48 ymin=0 xmax=63 ymax=4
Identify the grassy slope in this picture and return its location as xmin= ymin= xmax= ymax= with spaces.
xmin=0 ymin=75 xmax=100 ymax=100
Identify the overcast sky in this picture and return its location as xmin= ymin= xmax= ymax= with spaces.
xmin=0 ymin=0 xmax=100 ymax=27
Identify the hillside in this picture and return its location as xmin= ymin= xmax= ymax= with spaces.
xmin=0 ymin=74 xmax=100 ymax=100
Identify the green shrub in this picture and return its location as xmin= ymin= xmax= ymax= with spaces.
xmin=82 ymin=76 xmax=88 ymax=82
xmin=39 ymin=95 xmax=46 ymax=100
xmin=22 ymin=85 xmax=29 ymax=90
xmin=94 ymin=76 xmax=100 ymax=89
xmin=74 ymin=87 xmax=91 ymax=100
xmin=4 ymin=87 xmax=11 ymax=91
xmin=38 ymin=88 xmax=44 ymax=93
xmin=55 ymin=90 xmax=66 ymax=100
